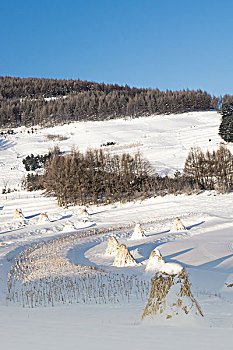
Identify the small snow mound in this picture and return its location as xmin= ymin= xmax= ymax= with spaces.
xmin=13 ymin=208 xmax=25 ymax=220
xmin=37 ymin=213 xmax=50 ymax=224
xmin=130 ymin=223 xmax=145 ymax=240
xmin=106 ymin=236 xmax=120 ymax=256
xmin=146 ymin=248 xmax=164 ymax=272
xmin=113 ymin=244 xmax=136 ymax=267
xmin=172 ymin=217 xmax=186 ymax=232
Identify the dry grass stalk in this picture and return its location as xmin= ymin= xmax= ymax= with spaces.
xmin=7 ymin=225 xmax=150 ymax=308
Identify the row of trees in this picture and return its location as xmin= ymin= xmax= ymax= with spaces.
xmin=42 ymin=148 xmax=158 ymax=206
xmin=0 ymin=76 xmax=220 ymax=128
xmin=24 ymin=144 xmax=233 ymax=207
xmin=183 ymin=144 xmax=233 ymax=192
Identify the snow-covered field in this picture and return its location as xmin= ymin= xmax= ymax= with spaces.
xmin=0 ymin=111 xmax=233 ymax=349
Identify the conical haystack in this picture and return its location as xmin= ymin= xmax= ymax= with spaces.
xmin=146 ymin=248 xmax=164 ymax=272
xmin=0 ymin=242 xmax=4 ymax=246
xmin=63 ymin=221 xmax=75 ymax=232
xmin=130 ymin=223 xmax=145 ymax=240
xmin=142 ymin=269 xmax=204 ymax=321
xmin=113 ymin=244 xmax=136 ymax=267
xmin=172 ymin=217 xmax=186 ymax=232
xmin=106 ymin=236 xmax=120 ymax=256
xmin=146 ymin=248 xmax=183 ymax=274
xmin=38 ymin=213 xmax=50 ymax=223
xmin=79 ymin=208 xmax=89 ymax=216
xmin=13 ymin=208 xmax=25 ymax=220
xmin=79 ymin=208 xmax=89 ymax=222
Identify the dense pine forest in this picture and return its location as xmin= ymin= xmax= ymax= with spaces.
xmin=0 ymin=76 xmax=227 ymax=128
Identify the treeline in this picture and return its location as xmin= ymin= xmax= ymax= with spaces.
xmin=0 ymin=76 xmax=221 ymax=128
xmin=183 ymin=144 xmax=233 ymax=192
xmin=24 ymin=144 xmax=233 ymax=206
xmin=42 ymin=149 xmax=159 ymax=206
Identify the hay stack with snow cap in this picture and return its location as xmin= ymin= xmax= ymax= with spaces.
xmin=113 ymin=244 xmax=136 ymax=267
xmin=79 ymin=207 xmax=89 ymax=222
xmin=130 ymin=223 xmax=145 ymax=240
xmin=38 ymin=213 xmax=50 ymax=223
xmin=146 ymin=248 xmax=183 ymax=274
xmin=106 ymin=236 xmax=120 ymax=256
xmin=14 ymin=208 xmax=25 ymax=220
xmin=63 ymin=221 xmax=75 ymax=232
xmin=142 ymin=269 xmax=203 ymax=321
xmin=146 ymin=248 xmax=165 ymax=272
xmin=79 ymin=207 xmax=89 ymax=217
xmin=172 ymin=217 xmax=186 ymax=232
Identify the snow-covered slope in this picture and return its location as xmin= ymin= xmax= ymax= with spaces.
xmin=0 ymin=111 xmax=233 ymax=350
xmin=0 ymin=111 xmax=229 ymax=191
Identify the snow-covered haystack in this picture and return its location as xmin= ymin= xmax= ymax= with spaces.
xmin=13 ymin=208 xmax=25 ymax=220
xmin=146 ymin=248 xmax=164 ymax=272
xmin=172 ymin=217 xmax=186 ymax=232
xmin=79 ymin=208 xmax=89 ymax=217
xmin=130 ymin=223 xmax=145 ymax=240
xmin=146 ymin=248 xmax=183 ymax=274
xmin=142 ymin=269 xmax=204 ymax=321
xmin=63 ymin=221 xmax=75 ymax=232
xmin=113 ymin=244 xmax=136 ymax=267
xmin=79 ymin=208 xmax=89 ymax=222
xmin=106 ymin=236 xmax=120 ymax=256
xmin=37 ymin=213 xmax=50 ymax=224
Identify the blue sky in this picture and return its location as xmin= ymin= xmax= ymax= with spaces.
xmin=0 ymin=0 xmax=232 ymax=96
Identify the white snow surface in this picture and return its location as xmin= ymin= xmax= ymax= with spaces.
xmin=0 ymin=111 xmax=233 ymax=349
xmin=159 ymin=262 xmax=183 ymax=275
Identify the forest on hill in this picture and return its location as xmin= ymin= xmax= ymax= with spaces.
xmin=0 ymin=76 xmax=227 ymax=128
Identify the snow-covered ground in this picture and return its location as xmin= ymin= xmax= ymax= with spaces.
xmin=0 ymin=111 xmax=233 ymax=349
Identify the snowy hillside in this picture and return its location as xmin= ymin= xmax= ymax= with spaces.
xmin=0 ymin=111 xmax=233 ymax=350
xmin=0 ymin=111 xmax=229 ymax=191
